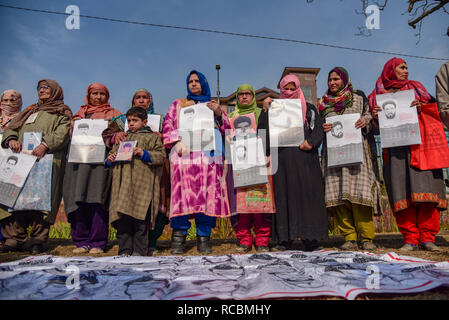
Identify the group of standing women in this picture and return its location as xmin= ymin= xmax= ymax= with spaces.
xmin=0 ymin=57 xmax=448 ymax=255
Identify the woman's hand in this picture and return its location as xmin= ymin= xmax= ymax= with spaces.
xmin=299 ymin=140 xmax=313 ymax=151
xmin=355 ymin=117 xmax=367 ymax=129
xmin=175 ymin=142 xmax=189 ymax=156
xmin=113 ymin=132 xmax=127 ymax=144
xmin=207 ymin=100 xmax=222 ymax=118
xmin=262 ymin=97 xmax=273 ymax=112
xmin=411 ymin=99 xmax=422 ymax=113
xmin=133 ymin=147 xmax=144 ymax=158
xmin=372 ymin=105 xmax=381 ymax=119
xmin=8 ymin=139 xmax=21 ymax=153
xmin=32 ymin=143 xmax=48 ymax=160
xmin=108 ymin=152 xmax=117 ymax=163
xmin=322 ymin=123 xmax=333 ymax=133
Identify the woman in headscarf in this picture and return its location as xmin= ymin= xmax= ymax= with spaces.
xmin=369 ymin=57 xmax=446 ymax=252
xmin=0 ymin=79 xmax=72 ymax=254
xmin=63 ymin=83 xmax=122 ymax=255
xmin=227 ymin=84 xmax=272 ymax=253
xmin=319 ymin=67 xmax=381 ymax=251
xmin=259 ymin=74 xmax=328 ymax=251
xmin=162 ymin=70 xmax=231 ymax=254
xmin=102 ymin=88 xmax=170 ymax=256
xmin=0 ymin=89 xmax=23 ymax=131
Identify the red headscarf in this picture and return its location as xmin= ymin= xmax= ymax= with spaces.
xmin=368 ymin=57 xmax=432 ymax=112
xmin=73 ymin=83 xmax=121 ymax=120
xmin=280 ymin=74 xmax=307 ymax=123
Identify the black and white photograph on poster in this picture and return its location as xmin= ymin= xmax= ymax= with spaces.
xmin=0 ymin=150 xmax=36 ymax=208
xmin=178 ymin=103 xmax=216 ymax=152
xmin=326 ymin=113 xmax=363 ymax=168
xmin=115 ymin=140 xmax=137 ymax=161
xmin=22 ymin=132 xmax=42 ymax=155
xmin=377 ymin=89 xmax=421 ymax=149
xmin=231 ymin=137 xmax=268 ymax=188
xmin=68 ymin=119 xmax=108 ymax=164
xmin=124 ymin=114 xmax=163 ymax=133
xmin=268 ymin=99 xmax=304 ymax=147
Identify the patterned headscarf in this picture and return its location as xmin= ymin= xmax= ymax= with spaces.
xmin=0 ymin=89 xmax=22 ymax=127
xmin=7 ymin=79 xmax=72 ymax=130
xmin=186 ymin=70 xmax=211 ymax=103
xmin=280 ymin=74 xmax=307 ymax=123
xmin=368 ymin=57 xmax=431 ymax=112
xmin=132 ymin=88 xmax=154 ymax=114
xmin=318 ymin=67 xmax=354 ymax=118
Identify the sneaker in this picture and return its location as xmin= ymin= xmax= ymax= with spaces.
xmin=340 ymin=240 xmax=358 ymax=251
xmin=89 ymin=248 xmax=104 ymax=254
xmin=236 ymin=244 xmax=251 ymax=253
xmin=72 ymin=246 xmax=89 ymax=254
xmin=361 ymin=241 xmax=377 ymax=251
xmin=421 ymin=242 xmax=441 ymax=252
xmin=256 ymin=246 xmax=270 ymax=253
xmin=30 ymin=244 xmax=44 ymax=255
xmin=398 ymin=243 xmax=418 ymax=252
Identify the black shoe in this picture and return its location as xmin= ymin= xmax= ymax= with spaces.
xmin=197 ymin=236 xmax=212 ymax=254
xmin=0 ymin=245 xmax=19 ymax=253
xmin=147 ymin=247 xmax=157 ymax=256
xmin=303 ymin=239 xmax=321 ymax=252
xmin=170 ymin=230 xmax=186 ymax=254
xmin=30 ymin=244 xmax=43 ymax=255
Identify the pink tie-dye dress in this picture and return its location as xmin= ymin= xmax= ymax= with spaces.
xmin=162 ymin=99 xmax=231 ymax=219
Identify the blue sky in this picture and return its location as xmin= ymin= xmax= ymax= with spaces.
xmin=0 ymin=0 xmax=448 ymax=115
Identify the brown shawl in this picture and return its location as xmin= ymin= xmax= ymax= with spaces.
xmin=7 ymin=79 xmax=73 ymax=130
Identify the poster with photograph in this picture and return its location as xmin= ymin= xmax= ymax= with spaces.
xmin=114 ymin=140 xmax=137 ymax=161
xmin=0 ymin=150 xmax=37 ymax=208
xmin=178 ymin=103 xmax=216 ymax=152
xmin=231 ymin=137 xmax=268 ymax=188
xmin=68 ymin=119 xmax=108 ymax=164
xmin=124 ymin=114 xmax=163 ymax=133
xmin=326 ymin=113 xmax=363 ymax=168
xmin=377 ymin=89 xmax=421 ymax=148
xmin=13 ymin=154 xmax=53 ymax=212
xmin=268 ymin=99 xmax=304 ymax=147
xmin=22 ymin=132 xmax=42 ymax=154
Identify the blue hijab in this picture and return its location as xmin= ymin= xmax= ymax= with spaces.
xmin=186 ymin=70 xmax=211 ymax=102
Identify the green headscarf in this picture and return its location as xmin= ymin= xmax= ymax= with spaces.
xmin=229 ymin=84 xmax=261 ymax=121
xmin=131 ymin=88 xmax=154 ymax=114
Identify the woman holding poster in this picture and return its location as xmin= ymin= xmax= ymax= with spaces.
xmin=369 ymin=57 xmax=447 ymax=252
xmin=260 ymin=74 xmax=328 ymax=252
xmin=319 ymin=67 xmax=380 ymax=251
xmin=162 ymin=70 xmax=230 ymax=254
xmin=0 ymin=79 xmax=72 ymax=254
xmin=227 ymin=84 xmax=273 ymax=253
xmin=63 ymin=83 xmax=121 ymax=255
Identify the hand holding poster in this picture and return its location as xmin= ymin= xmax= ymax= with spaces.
xmin=268 ymin=99 xmax=304 ymax=147
xmin=376 ymin=89 xmax=421 ymax=148
xmin=68 ymin=119 xmax=108 ymax=164
xmin=326 ymin=113 xmax=363 ymax=168
xmin=0 ymin=150 xmax=37 ymax=208
xmin=178 ymin=103 xmax=216 ymax=152
xmin=22 ymin=132 xmax=42 ymax=155
xmin=115 ymin=140 xmax=137 ymax=161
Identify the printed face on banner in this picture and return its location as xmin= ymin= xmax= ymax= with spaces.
xmin=330 ymin=121 xmax=344 ymax=139
xmin=0 ymin=150 xmax=36 ymax=187
xmin=230 ymin=113 xmax=257 ymax=141
xmin=71 ymin=119 xmax=108 ymax=145
xmin=268 ymin=99 xmax=304 ymax=147
xmin=115 ymin=140 xmax=137 ymax=161
xmin=178 ymin=103 xmax=216 ymax=152
xmin=231 ymin=137 xmax=266 ymax=170
xmin=376 ymin=89 xmax=421 ymax=149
